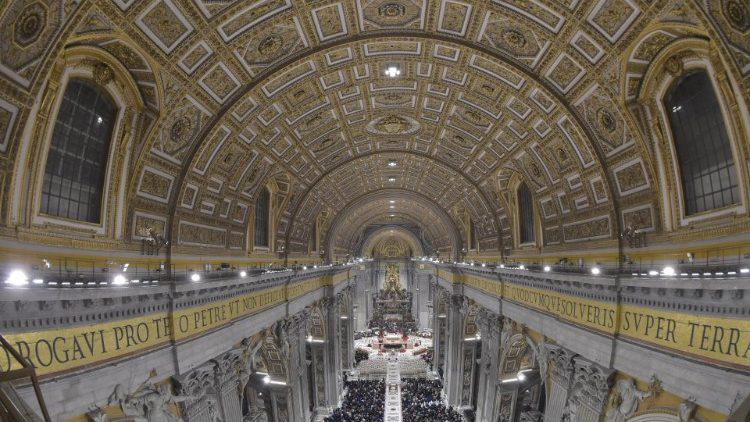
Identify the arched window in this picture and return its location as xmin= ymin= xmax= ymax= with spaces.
xmin=518 ymin=182 xmax=534 ymax=244
xmin=664 ymin=71 xmax=739 ymax=215
xmin=40 ymin=80 xmax=116 ymax=223
xmin=254 ymin=188 xmax=270 ymax=248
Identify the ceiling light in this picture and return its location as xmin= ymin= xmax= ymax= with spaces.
xmin=5 ymin=270 xmax=29 ymax=286
xmin=389 ymin=200 xmax=395 ymax=204
xmin=543 ymin=266 xmax=551 ymax=272
xmin=591 ymin=267 xmax=601 ymax=275
xmin=190 ymin=273 xmax=201 ymax=282
xmin=240 ymin=271 xmax=247 ymax=278
xmin=388 ymin=177 xmax=396 ymax=183
xmin=389 ymin=205 xmax=395 ymax=209
xmin=387 ymin=160 xmax=398 ymax=167
xmin=389 ymin=214 xmax=395 ymax=217
xmin=661 ymin=266 xmax=676 ymax=276
xmin=648 ymin=270 xmax=659 ymax=276
xmin=302 ymin=266 xmax=307 ymax=270
xmin=740 ymin=268 xmax=749 ymax=274
xmin=32 ymin=278 xmax=44 ymax=285
xmin=517 ymin=371 xmax=526 ymax=381
xmin=519 ymin=265 xmax=525 ymax=270
xmin=384 ymin=66 xmax=401 ymax=78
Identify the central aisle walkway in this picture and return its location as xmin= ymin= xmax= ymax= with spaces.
xmin=384 ymin=354 xmax=403 ymax=422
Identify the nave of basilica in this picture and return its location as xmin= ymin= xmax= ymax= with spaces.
xmin=0 ymin=0 xmax=750 ymax=421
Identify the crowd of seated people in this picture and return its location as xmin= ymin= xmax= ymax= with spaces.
xmin=401 ymin=379 xmax=462 ymax=422
xmin=324 ymin=379 xmax=385 ymax=422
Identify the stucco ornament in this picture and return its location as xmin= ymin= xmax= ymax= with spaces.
xmin=605 ymin=378 xmax=658 ymax=421
xmin=561 ymin=396 xmax=579 ymax=422
xmin=679 ymin=397 xmax=697 ymax=422
xmin=108 ymin=377 xmax=192 ymax=422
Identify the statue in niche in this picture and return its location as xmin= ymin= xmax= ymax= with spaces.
xmin=108 ymin=377 xmax=192 ymax=422
xmin=605 ymin=378 xmax=656 ymax=422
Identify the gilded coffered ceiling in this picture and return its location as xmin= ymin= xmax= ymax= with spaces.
xmin=0 ymin=0 xmax=748 ymax=257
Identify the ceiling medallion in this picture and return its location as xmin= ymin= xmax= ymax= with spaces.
xmin=379 ymin=3 xmax=406 ymax=18
xmin=14 ymin=2 xmax=46 ymax=47
xmin=596 ymin=108 xmax=617 ymax=133
xmin=502 ymin=29 xmax=527 ymax=49
xmin=258 ymin=34 xmax=284 ymax=56
xmin=724 ymin=0 xmax=750 ymax=32
xmin=366 ymin=114 xmax=420 ymax=135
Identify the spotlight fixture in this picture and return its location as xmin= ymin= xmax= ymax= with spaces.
xmin=543 ymin=266 xmax=551 ymax=272
xmin=190 ymin=273 xmax=201 ymax=282
xmin=112 ymin=274 xmax=128 ymax=286
xmin=5 ymin=270 xmax=29 ymax=286
xmin=591 ymin=267 xmax=601 ymax=275
xmin=240 ymin=271 xmax=247 ymax=278
xmin=384 ymin=66 xmax=401 ymax=78
xmin=519 ymin=265 xmax=526 ymax=270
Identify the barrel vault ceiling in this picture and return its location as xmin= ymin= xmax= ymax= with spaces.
xmin=0 ymin=0 xmax=748 ymax=256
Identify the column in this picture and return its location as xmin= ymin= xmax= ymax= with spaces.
xmin=563 ymin=357 xmax=614 ymax=422
xmin=443 ymin=294 xmax=466 ymax=407
xmin=268 ymin=386 xmax=292 ymax=422
xmin=339 ymin=286 xmax=355 ymax=372
xmin=322 ymin=296 xmax=342 ymax=409
xmin=475 ymin=311 xmax=502 ymax=422
xmin=175 ymin=362 xmax=219 ymax=422
xmin=211 ymin=349 xmax=245 ymax=422
xmin=284 ymin=311 xmax=310 ymax=422
xmin=412 ymin=271 xmax=430 ymax=330
xmin=430 ymin=285 xmax=444 ymax=375
xmin=543 ymin=345 xmax=576 ymax=422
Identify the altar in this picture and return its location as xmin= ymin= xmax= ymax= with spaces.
xmin=368 ymin=264 xmax=416 ymax=333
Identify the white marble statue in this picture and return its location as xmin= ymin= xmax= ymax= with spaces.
xmin=108 ymin=378 xmax=191 ymax=422
xmin=605 ymin=379 xmax=652 ymax=422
